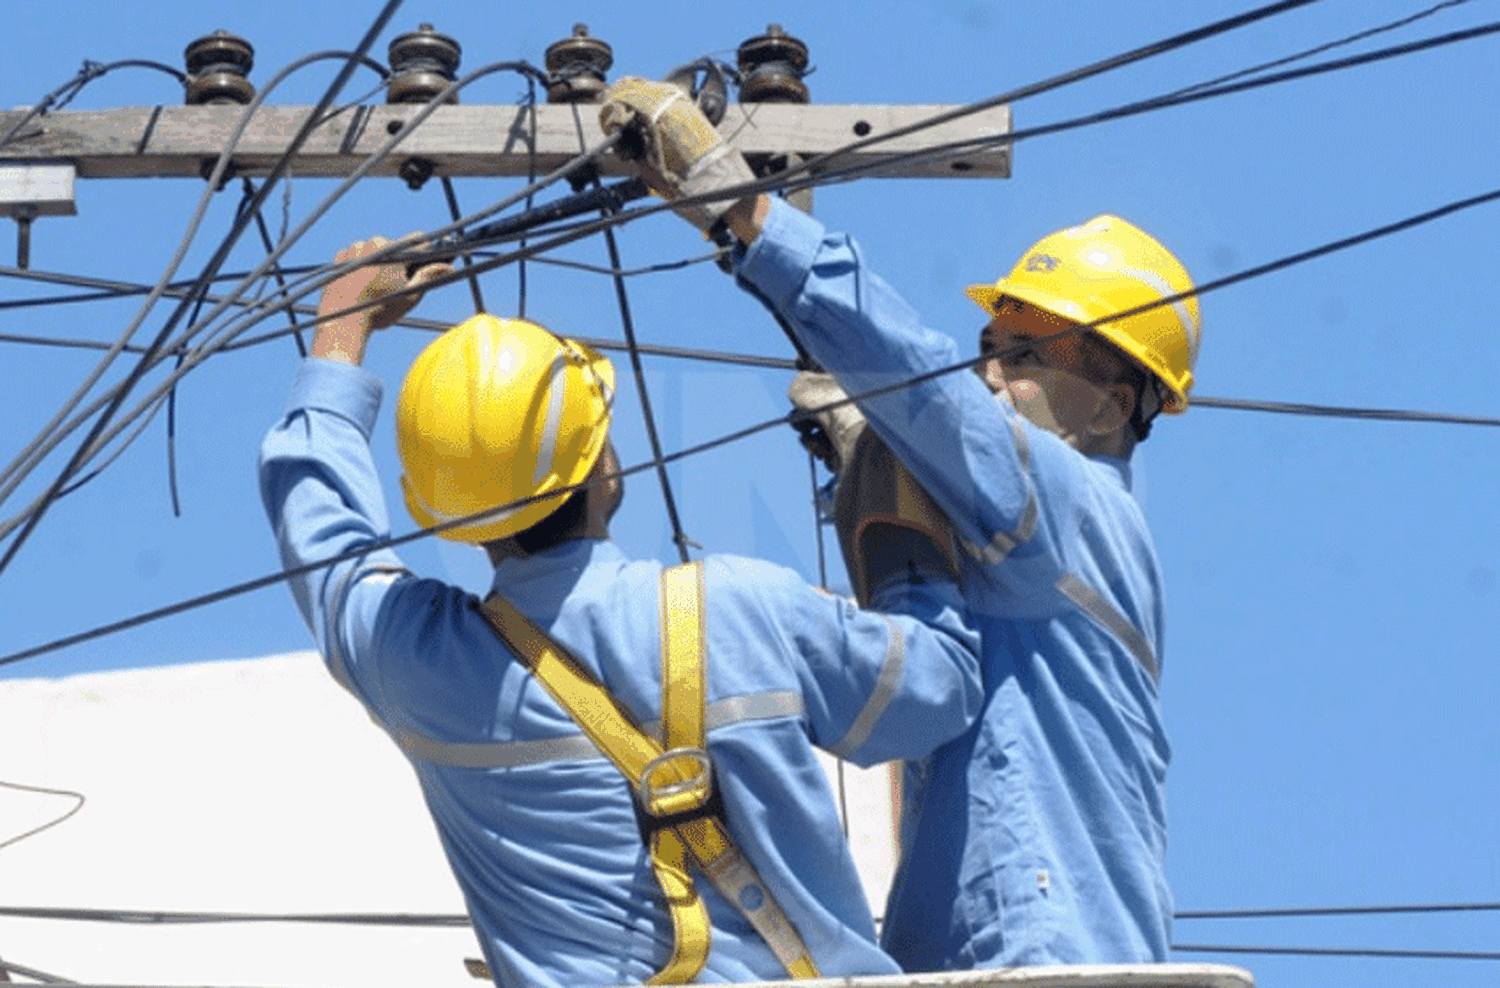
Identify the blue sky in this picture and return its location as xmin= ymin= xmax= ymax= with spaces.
xmin=3 ymin=1 xmax=1498 ymax=986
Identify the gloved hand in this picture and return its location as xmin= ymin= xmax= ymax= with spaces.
xmin=598 ymin=75 xmax=756 ymax=232
xmin=788 ymin=371 xmax=868 ymax=474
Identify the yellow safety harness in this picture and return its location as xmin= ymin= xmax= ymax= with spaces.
xmin=478 ymin=561 xmax=819 ymax=984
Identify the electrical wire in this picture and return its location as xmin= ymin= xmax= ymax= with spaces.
xmin=1177 ymin=900 xmax=1500 ymax=919
xmin=557 ymin=93 xmax=697 ymax=563
xmin=9 ymin=899 xmax=1497 ymax=925
xmin=240 ymin=176 xmax=310 ymax=357
xmin=596 ymin=200 xmax=696 ymax=563
xmin=1164 ymin=0 xmax=1482 ymax=99
xmin=0 ymin=905 xmax=469 ymax=926
xmin=0 ymin=779 xmax=86 ymax=852
xmin=706 ymin=0 xmax=1333 ymax=201
xmin=767 ymin=17 xmax=1500 ymax=200
xmin=1191 ymin=395 xmax=1500 ymax=428
xmin=0 ymin=955 xmax=77 ymax=984
xmin=439 ymin=175 xmax=488 ymax=313
xmin=0 ymin=57 xmax=186 ymax=150
xmin=0 ymin=25 xmax=447 ymax=560
xmin=3 ymin=902 xmax=1496 ymax=965
xmin=1173 ymin=943 xmax=1500 ymax=961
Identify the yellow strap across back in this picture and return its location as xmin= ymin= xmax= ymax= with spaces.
xmin=479 ymin=562 xmax=818 ymax=982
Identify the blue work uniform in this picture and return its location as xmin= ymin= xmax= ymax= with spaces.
xmin=735 ymin=199 xmax=1173 ymax=969
xmin=258 ymin=357 xmax=982 ymax=988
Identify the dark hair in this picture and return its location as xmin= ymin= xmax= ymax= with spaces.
xmin=510 ymin=488 xmax=589 ymax=554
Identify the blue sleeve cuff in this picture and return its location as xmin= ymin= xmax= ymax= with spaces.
xmin=735 ymin=197 xmax=829 ymax=310
xmin=283 ymin=358 xmax=384 ymax=438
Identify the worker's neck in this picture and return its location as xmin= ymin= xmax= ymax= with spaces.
xmin=1077 ymin=428 xmax=1136 ymax=460
xmin=482 ymin=499 xmax=610 ymax=567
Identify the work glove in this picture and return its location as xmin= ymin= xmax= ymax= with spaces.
xmin=788 ymin=370 xmax=868 ymax=475
xmin=598 ymin=75 xmax=756 ymax=232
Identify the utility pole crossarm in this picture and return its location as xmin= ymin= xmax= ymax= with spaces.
xmin=0 ymin=102 xmax=1011 ymax=181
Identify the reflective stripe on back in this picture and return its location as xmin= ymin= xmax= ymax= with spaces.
xmin=392 ymin=691 xmax=806 ymax=769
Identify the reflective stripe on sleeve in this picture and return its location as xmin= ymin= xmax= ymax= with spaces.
xmin=326 ymin=564 xmax=410 ymax=695
xmin=1056 ymin=573 xmax=1159 ymax=682
xmin=829 ymin=616 xmax=905 ymax=760
xmin=394 ymin=690 xmax=806 ymax=770
xmin=961 ymin=416 xmax=1038 ymax=565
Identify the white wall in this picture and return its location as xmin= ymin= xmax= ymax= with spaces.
xmin=0 ymin=653 xmax=897 ymax=987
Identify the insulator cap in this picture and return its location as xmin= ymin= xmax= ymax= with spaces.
xmin=737 ymin=24 xmax=810 ymax=104
xmin=545 ymin=23 xmax=613 ymax=103
xmin=184 ymin=30 xmax=256 ymax=105
xmin=387 ymin=23 xmax=462 ymax=104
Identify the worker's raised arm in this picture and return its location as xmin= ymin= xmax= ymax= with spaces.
xmin=261 ymin=237 xmax=447 ymax=685
xmin=598 ymin=76 xmax=768 ymax=244
xmin=311 ymin=235 xmax=450 ymax=365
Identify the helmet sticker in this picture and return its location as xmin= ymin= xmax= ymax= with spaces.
xmin=1024 ymin=253 xmax=1061 ymax=272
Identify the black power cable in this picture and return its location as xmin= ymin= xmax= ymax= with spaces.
xmin=1174 ymin=942 xmax=1500 ymax=961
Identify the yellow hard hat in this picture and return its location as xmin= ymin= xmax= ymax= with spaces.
xmin=965 ymin=215 xmax=1201 ymax=413
xmin=395 ymin=313 xmax=616 ymax=543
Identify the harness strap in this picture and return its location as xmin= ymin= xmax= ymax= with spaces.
xmin=478 ymin=561 xmax=818 ymax=982
xmin=658 ymin=563 xmax=819 ymax=980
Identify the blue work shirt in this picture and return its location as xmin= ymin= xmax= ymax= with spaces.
xmin=736 ymin=199 xmax=1173 ymax=969
xmin=258 ymin=357 xmax=982 ymax=988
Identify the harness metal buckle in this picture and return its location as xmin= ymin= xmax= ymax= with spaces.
xmin=639 ymin=746 xmax=713 ymax=814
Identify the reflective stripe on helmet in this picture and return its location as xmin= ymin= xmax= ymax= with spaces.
xmin=532 ymin=350 xmax=571 ymax=489
xmin=1114 ymin=262 xmax=1200 ymax=367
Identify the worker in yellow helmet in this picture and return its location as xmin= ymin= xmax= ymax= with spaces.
xmin=601 ymin=78 xmax=1201 ymax=971
xmin=258 ymin=238 xmax=981 ymax=987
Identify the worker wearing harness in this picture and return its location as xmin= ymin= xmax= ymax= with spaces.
xmin=258 ymin=238 xmax=982 ymax=987
xmin=601 ymin=79 xmax=1201 ymax=969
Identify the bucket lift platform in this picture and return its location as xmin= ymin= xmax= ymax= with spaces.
xmin=670 ymin=965 xmax=1256 ymax=988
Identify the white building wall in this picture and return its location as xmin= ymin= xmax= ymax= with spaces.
xmin=0 ymin=653 xmax=898 ymax=987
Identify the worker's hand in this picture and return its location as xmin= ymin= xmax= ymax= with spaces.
xmin=313 ymin=235 xmax=451 ymax=365
xmin=320 ymin=236 xmax=449 ymax=329
xmin=788 ymin=370 xmax=867 ymax=474
xmin=599 ymin=76 xmax=756 ymax=232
